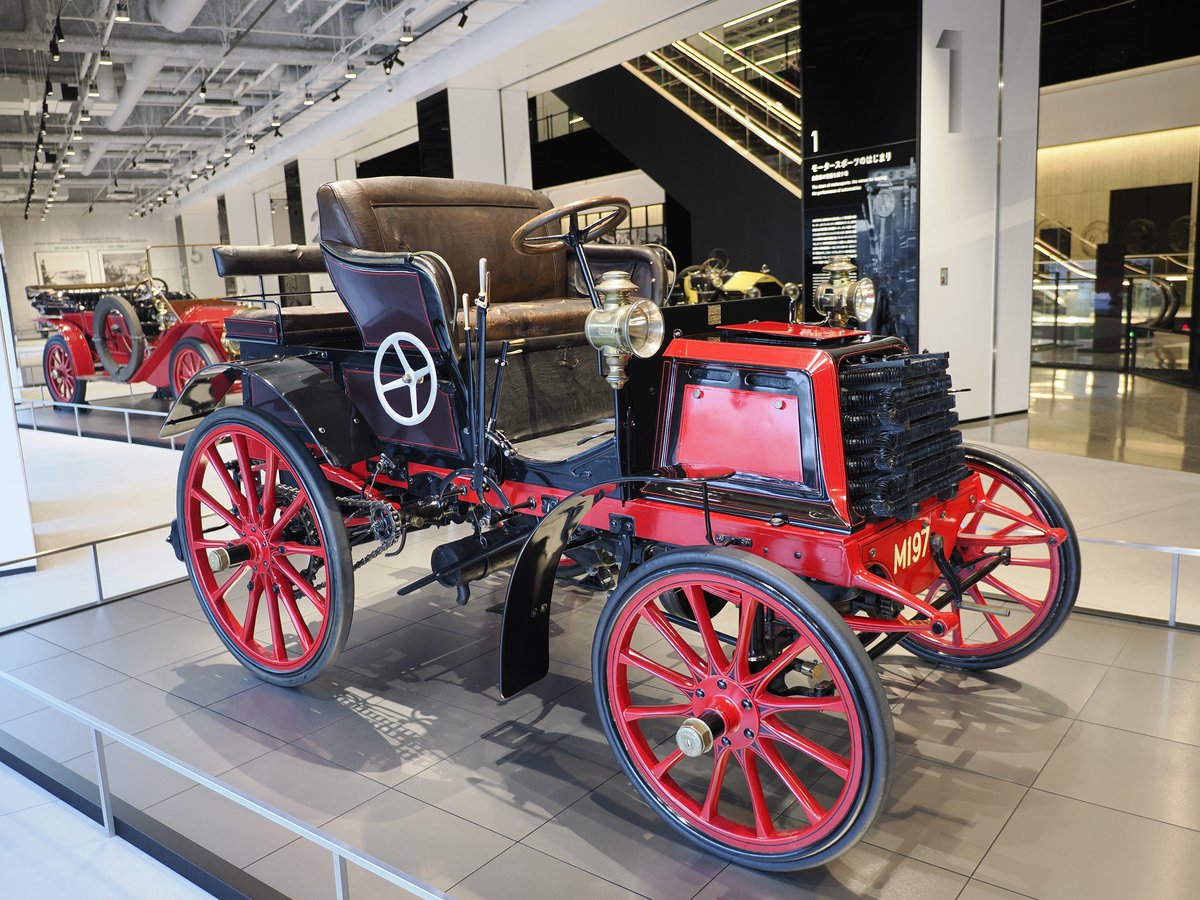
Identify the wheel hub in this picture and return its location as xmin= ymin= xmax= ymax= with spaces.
xmin=677 ymin=675 xmax=761 ymax=756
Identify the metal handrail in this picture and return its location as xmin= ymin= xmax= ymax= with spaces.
xmin=0 ymin=669 xmax=447 ymax=900
xmin=1076 ymin=535 xmax=1197 ymax=626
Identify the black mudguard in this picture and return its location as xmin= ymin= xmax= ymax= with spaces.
xmin=158 ymin=357 xmax=381 ymax=467
xmin=499 ymin=464 xmax=734 ymax=697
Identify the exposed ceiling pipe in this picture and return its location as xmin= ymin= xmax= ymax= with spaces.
xmin=105 ymin=0 xmax=207 ymax=132
xmin=81 ymin=137 xmax=115 ymax=176
xmin=149 ymin=0 xmax=210 ymax=34
xmin=96 ymin=66 xmax=117 ymax=102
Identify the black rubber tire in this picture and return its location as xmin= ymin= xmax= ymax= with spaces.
xmin=592 ymin=546 xmax=894 ymax=872
xmin=42 ymin=335 xmax=87 ymax=406
xmin=900 ymin=444 xmax=1081 ymax=670
xmin=92 ymin=294 xmax=145 ymax=381
xmin=177 ymin=406 xmax=353 ymax=686
xmin=168 ymin=337 xmax=219 ymax=399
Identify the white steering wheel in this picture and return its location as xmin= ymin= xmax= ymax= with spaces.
xmin=373 ymin=331 xmax=438 ymax=426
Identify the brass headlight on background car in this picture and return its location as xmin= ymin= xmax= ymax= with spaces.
xmin=585 ymin=270 xmax=665 ymax=389
xmin=815 ymin=256 xmax=875 ymax=327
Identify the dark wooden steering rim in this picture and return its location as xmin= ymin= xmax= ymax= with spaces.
xmin=511 ymin=196 xmax=631 ymax=256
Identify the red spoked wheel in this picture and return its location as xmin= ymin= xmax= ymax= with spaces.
xmin=593 ymin=548 xmax=893 ymax=871
xmin=169 ymin=337 xmax=219 ymax=399
xmin=92 ymin=295 xmax=145 ymax=381
xmin=43 ymin=335 xmax=87 ymax=406
xmin=901 ymin=444 xmax=1080 ymax=669
xmin=177 ymin=406 xmax=353 ymax=685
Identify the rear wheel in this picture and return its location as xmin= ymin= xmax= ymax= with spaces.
xmin=901 ymin=445 xmax=1080 ymax=669
xmin=593 ymin=547 xmax=893 ymax=871
xmin=92 ymin=294 xmax=145 ymax=381
xmin=43 ymin=335 xmax=87 ymax=406
xmin=177 ymin=406 xmax=353 ymax=685
xmin=169 ymin=338 xmax=218 ymax=399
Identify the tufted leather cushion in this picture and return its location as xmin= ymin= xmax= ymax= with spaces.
xmin=316 ymin=176 xmax=567 ymax=305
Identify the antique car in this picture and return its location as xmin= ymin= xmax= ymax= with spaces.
xmin=161 ymin=176 xmax=1079 ymax=872
xmin=671 ymin=247 xmax=791 ymax=305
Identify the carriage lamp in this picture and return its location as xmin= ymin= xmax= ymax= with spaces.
xmin=584 ymin=270 xmax=665 ymax=389
xmin=814 ymin=256 xmax=876 ymax=326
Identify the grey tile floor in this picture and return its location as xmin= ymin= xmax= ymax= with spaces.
xmin=4 ymin=571 xmax=1200 ymax=899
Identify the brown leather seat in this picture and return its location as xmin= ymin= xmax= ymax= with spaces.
xmin=316 ymin=176 xmax=664 ymax=345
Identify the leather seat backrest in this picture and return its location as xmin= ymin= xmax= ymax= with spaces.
xmin=317 ymin=176 xmax=567 ymax=305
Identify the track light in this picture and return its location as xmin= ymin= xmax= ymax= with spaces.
xmin=272 ymin=126 xmax=282 ymax=138
xmin=223 ymin=146 xmax=232 ymax=158
xmin=114 ymin=1 xmax=130 ymax=22
xmin=244 ymin=134 xmax=254 ymax=144
xmin=54 ymin=16 xmax=65 ymax=44
xmin=400 ymin=21 xmax=414 ymax=43
xmin=80 ymin=108 xmax=91 ymax=121
xmin=458 ymin=9 xmax=468 ymax=28
xmin=199 ymin=80 xmax=206 ymax=98
xmin=270 ymin=113 xmax=281 ymax=128
xmin=99 ymin=49 xmax=112 ymax=65
xmin=88 ymin=81 xmax=99 ymax=97
xmin=50 ymin=38 xmax=60 ymax=61
xmin=344 ymin=63 xmax=357 ymax=79
xmin=71 ymin=128 xmax=82 ymax=140
xmin=65 ymin=145 xmax=75 ymax=156
xmin=204 ymin=160 xmax=215 ymax=170
xmin=331 ymin=89 xmax=340 ymax=102
xmin=303 ymin=91 xmax=314 ymax=105
xmin=248 ymin=142 xmax=255 ymax=154
xmin=383 ymin=55 xmax=394 ymax=75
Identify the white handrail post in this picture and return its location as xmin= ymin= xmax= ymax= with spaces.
xmin=333 ymin=852 xmax=351 ymax=900
xmin=1169 ymin=553 xmax=1181 ymax=627
xmin=92 ymin=728 xmax=116 ymax=837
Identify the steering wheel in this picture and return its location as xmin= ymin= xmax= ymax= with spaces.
xmin=373 ymin=331 xmax=438 ymax=426
xmin=511 ymin=196 xmax=631 ymax=256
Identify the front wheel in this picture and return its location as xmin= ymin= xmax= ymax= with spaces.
xmin=43 ymin=335 xmax=87 ymax=406
xmin=177 ymin=406 xmax=353 ymax=686
xmin=169 ymin=337 xmax=219 ymax=399
xmin=901 ymin=444 xmax=1081 ymax=669
xmin=593 ymin=547 xmax=893 ymax=871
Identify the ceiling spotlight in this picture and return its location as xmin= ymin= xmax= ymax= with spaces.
xmin=383 ymin=56 xmax=394 ymax=76
xmin=54 ymin=16 xmax=65 ymax=44
xmin=344 ymin=63 xmax=357 ymax=79
xmin=222 ymin=146 xmax=232 ymax=158
xmin=173 ymin=189 xmax=180 ymax=197
xmin=65 ymin=146 xmax=75 ymax=156
xmin=99 ymin=49 xmax=112 ymax=65
xmin=114 ymin=1 xmax=130 ymax=22
xmin=159 ymin=195 xmax=167 ymax=202
xmin=458 ymin=9 xmax=468 ymax=28
xmin=88 ymin=82 xmax=99 ymax=97
xmin=248 ymin=143 xmax=256 ymax=154
xmin=80 ymin=108 xmax=91 ymax=121
xmin=244 ymin=134 xmax=254 ymax=144
xmin=270 ymin=113 xmax=281 ymax=128
xmin=199 ymin=80 xmax=206 ymax=98
xmin=38 ymin=124 xmax=46 ymax=137
xmin=189 ymin=171 xmax=199 ymax=180
xmin=303 ymin=91 xmax=314 ymax=106
xmin=50 ymin=38 xmax=60 ymax=61
xmin=71 ymin=128 xmax=82 ymax=140
xmin=45 ymin=82 xmax=53 ymax=99
xmin=400 ymin=21 xmax=414 ymax=43
xmin=204 ymin=160 xmax=214 ymax=170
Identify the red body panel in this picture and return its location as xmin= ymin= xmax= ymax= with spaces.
xmin=674 ymin=386 xmax=804 ymax=482
xmin=45 ymin=319 xmax=96 ymax=376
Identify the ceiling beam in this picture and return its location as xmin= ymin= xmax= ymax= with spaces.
xmin=0 ymin=31 xmax=337 ymax=66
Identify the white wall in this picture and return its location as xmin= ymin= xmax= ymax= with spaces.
xmin=545 ymin=170 xmax=665 ymax=208
xmin=296 ymin=158 xmax=338 ymax=303
xmin=448 ymin=87 xmax=508 ymax=184
xmin=919 ymin=0 xmax=1039 ymax=420
xmin=0 ymin=268 xmax=36 ymax=574
xmin=178 ymin=202 xmax=227 ymax=298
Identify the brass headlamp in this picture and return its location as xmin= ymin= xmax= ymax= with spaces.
xmin=814 ymin=256 xmax=876 ymax=327
xmin=584 ymin=270 xmax=665 ymax=389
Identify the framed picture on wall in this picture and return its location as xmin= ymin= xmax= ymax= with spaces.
xmin=99 ymin=250 xmax=148 ymax=283
xmin=34 ymin=250 xmax=94 ymax=286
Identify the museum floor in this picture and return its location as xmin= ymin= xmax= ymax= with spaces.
xmin=2 ymin=368 xmax=1200 ymax=899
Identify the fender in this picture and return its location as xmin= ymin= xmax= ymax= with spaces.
xmin=46 ymin=320 xmax=96 ymax=376
xmin=158 ymin=356 xmax=381 ymax=467
xmin=499 ymin=463 xmax=734 ymax=697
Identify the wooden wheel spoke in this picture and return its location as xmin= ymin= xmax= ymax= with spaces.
xmin=978 ymin=498 xmax=1049 ymax=536
xmin=746 ymin=636 xmax=808 ymax=694
xmin=761 ymin=719 xmax=851 ymax=780
xmin=275 ymin=557 xmax=327 ymax=612
xmin=260 ymin=452 xmax=279 ymax=525
xmin=622 ymin=703 xmax=693 ymax=722
xmin=738 ymin=751 xmax=777 ymax=839
xmin=968 ymin=587 xmax=1012 ymax=640
xmin=268 ymin=492 xmax=308 ymax=542
xmin=266 ymin=580 xmax=288 ymax=661
xmin=1005 ymin=556 xmax=1052 ymax=569
xmin=756 ymin=740 xmax=827 ymax=825
xmin=619 ymin=648 xmax=694 ymax=693
xmin=641 ymin=603 xmax=707 ymax=678
xmin=756 ymin=694 xmax=845 ymax=714
xmin=241 ymin=575 xmax=264 ymax=642
xmin=651 ymin=747 xmax=686 ymax=779
xmin=731 ymin=594 xmax=761 ymax=681
xmin=683 ymin=584 xmax=728 ymax=673
xmin=701 ymin=748 xmax=732 ymax=822
xmin=276 ymin=541 xmax=327 ymax=559
xmin=212 ymin=562 xmax=249 ymax=602
xmin=277 ymin=584 xmax=314 ymax=651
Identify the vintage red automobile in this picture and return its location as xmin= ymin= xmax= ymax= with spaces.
xmin=31 ymin=276 xmax=238 ymax=404
xmin=162 ymin=177 xmax=1079 ymax=871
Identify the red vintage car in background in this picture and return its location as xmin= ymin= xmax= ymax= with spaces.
xmin=31 ymin=277 xmax=238 ymax=404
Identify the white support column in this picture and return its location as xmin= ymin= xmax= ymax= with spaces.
xmin=0 ymin=250 xmax=37 ymax=575
xmin=919 ymin=0 xmax=1040 ymax=420
xmin=296 ymin=159 xmax=339 ymax=302
xmin=253 ymin=190 xmax=281 ymax=298
xmin=501 ymin=88 xmax=533 ymax=188
xmin=448 ymin=87 xmax=506 ymax=184
xmin=224 ymin=190 xmax=259 ymax=295
xmin=178 ymin=198 xmax=227 ymax=298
